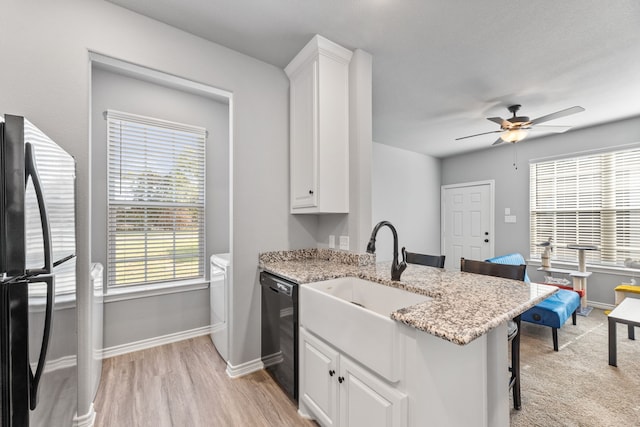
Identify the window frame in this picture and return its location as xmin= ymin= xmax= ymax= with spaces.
xmin=105 ymin=109 xmax=206 ymax=289
xmin=529 ymin=143 xmax=640 ymax=268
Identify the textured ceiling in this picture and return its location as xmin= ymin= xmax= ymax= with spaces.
xmin=107 ymin=0 xmax=640 ymax=158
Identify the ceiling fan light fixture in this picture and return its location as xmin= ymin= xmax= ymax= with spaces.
xmin=500 ymin=128 xmax=528 ymax=143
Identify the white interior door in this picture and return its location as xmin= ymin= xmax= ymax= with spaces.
xmin=441 ymin=181 xmax=494 ymax=270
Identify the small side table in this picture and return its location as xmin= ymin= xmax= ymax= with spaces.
xmin=608 ymin=297 xmax=640 ymax=367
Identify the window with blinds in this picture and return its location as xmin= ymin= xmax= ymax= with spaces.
xmin=530 ymin=146 xmax=640 ymax=266
xmin=106 ymin=110 xmax=206 ymax=287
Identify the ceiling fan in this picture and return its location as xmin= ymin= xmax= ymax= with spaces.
xmin=455 ymin=104 xmax=585 ymax=146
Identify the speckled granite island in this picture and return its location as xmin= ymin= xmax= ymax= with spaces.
xmin=259 ymin=249 xmax=557 ymax=427
xmin=259 ymin=248 xmax=556 ymax=345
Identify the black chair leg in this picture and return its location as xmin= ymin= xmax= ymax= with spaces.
xmin=572 ymin=310 xmax=577 ymax=325
xmin=512 ymin=316 xmax=521 ymax=410
xmin=552 ymin=327 xmax=559 ymax=351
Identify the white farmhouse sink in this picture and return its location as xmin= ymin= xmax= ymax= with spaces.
xmin=300 ymin=277 xmax=430 ymax=382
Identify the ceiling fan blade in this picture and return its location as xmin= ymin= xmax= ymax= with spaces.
xmin=528 ymin=125 xmax=571 ymax=133
xmin=529 ymin=106 xmax=585 ymax=125
xmin=486 ymin=117 xmax=507 ymax=126
xmin=491 ymin=138 xmax=505 ymax=146
xmin=455 ymin=130 xmax=502 ymax=141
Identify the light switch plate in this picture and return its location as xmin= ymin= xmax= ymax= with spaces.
xmin=339 ymin=235 xmax=349 ymax=250
xmin=504 ymin=207 xmax=511 ymax=215
xmin=505 ymin=215 xmax=517 ymax=223
xmin=329 ymin=235 xmax=335 ymax=249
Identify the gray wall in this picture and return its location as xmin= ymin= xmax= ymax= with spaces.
xmin=91 ymin=66 xmax=230 ymax=347
xmin=0 ymin=0 xmax=315 ymax=379
xmin=442 ymin=116 xmax=640 ymax=306
xmin=372 ymin=143 xmax=442 ymax=261
xmin=102 ymin=291 xmax=211 ymax=345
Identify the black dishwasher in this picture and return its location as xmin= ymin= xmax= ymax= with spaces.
xmin=260 ymin=271 xmax=298 ymax=402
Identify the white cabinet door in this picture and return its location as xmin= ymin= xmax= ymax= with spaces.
xmin=286 ymin=35 xmax=352 ymax=214
xmin=339 ymin=356 xmax=407 ymax=427
xmin=300 ymin=328 xmax=339 ymax=427
xmin=290 ymin=58 xmax=318 ymax=209
xmin=300 ymin=328 xmax=407 ymax=427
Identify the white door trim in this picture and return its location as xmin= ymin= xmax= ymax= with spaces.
xmin=441 ymin=180 xmax=495 ymax=266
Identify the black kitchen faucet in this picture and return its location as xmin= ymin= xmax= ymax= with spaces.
xmin=366 ymin=221 xmax=407 ymax=281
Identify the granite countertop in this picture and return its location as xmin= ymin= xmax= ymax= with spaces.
xmin=259 ymin=249 xmax=558 ymax=345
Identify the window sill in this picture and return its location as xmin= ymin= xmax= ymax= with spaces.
xmin=527 ymin=259 xmax=640 ymax=278
xmin=104 ymin=279 xmax=210 ymax=303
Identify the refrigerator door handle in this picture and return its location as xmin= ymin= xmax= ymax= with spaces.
xmin=27 ymin=274 xmax=55 ymax=410
xmin=24 ymin=142 xmax=53 ymax=276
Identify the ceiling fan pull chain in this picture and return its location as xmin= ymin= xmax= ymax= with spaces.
xmin=513 ymin=144 xmax=518 ymax=170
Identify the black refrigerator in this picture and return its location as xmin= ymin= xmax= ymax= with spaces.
xmin=0 ymin=115 xmax=77 ymax=427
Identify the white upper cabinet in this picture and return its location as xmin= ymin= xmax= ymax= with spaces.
xmin=285 ymin=35 xmax=352 ymax=214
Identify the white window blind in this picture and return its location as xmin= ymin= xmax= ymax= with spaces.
xmin=106 ymin=110 xmax=206 ymax=287
xmin=530 ymin=147 xmax=640 ymax=266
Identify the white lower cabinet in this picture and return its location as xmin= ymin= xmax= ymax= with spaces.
xmin=300 ymin=327 xmax=407 ymax=427
xmin=300 ymin=328 xmax=339 ymax=426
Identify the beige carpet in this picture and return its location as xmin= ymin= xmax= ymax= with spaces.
xmin=510 ymin=308 xmax=640 ymax=427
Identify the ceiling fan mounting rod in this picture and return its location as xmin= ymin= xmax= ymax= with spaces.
xmin=508 ymin=104 xmax=521 ymax=117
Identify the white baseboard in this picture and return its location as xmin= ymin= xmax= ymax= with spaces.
xmin=210 ymin=322 xmax=226 ymax=334
xmin=261 ymin=351 xmax=283 ymax=368
xmin=31 ymin=354 xmax=76 ymax=374
xmin=587 ymin=300 xmax=615 ymax=310
xmin=298 ymin=400 xmax=313 ymax=420
xmin=298 ymin=409 xmax=314 ymax=420
xmin=102 ymin=325 xmax=213 ymax=359
xmin=226 ymin=357 xmax=264 ymax=378
xmin=101 ymin=325 xmax=265 ymax=380
xmin=73 ymin=403 xmax=96 ymax=427
xmin=48 ymin=354 xmax=77 ymax=371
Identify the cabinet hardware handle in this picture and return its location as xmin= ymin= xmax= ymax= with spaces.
xmin=309 ymin=190 xmax=314 ymax=195
xmin=484 ymin=239 xmax=489 ymax=243
xmin=338 ymin=376 xmax=344 ymax=383
xmin=329 ymin=370 xmax=335 ymax=376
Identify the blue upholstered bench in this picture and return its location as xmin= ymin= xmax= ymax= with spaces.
xmin=486 ymin=253 xmax=580 ymax=351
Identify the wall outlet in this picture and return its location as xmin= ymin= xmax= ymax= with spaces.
xmin=339 ymin=235 xmax=349 ymax=251
xmin=329 ymin=235 xmax=335 ymax=249
xmin=505 ymin=215 xmax=517 ymax=223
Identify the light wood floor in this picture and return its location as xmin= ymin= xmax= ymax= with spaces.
xmin=93 ymin=336 xmax=317 ymax=427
